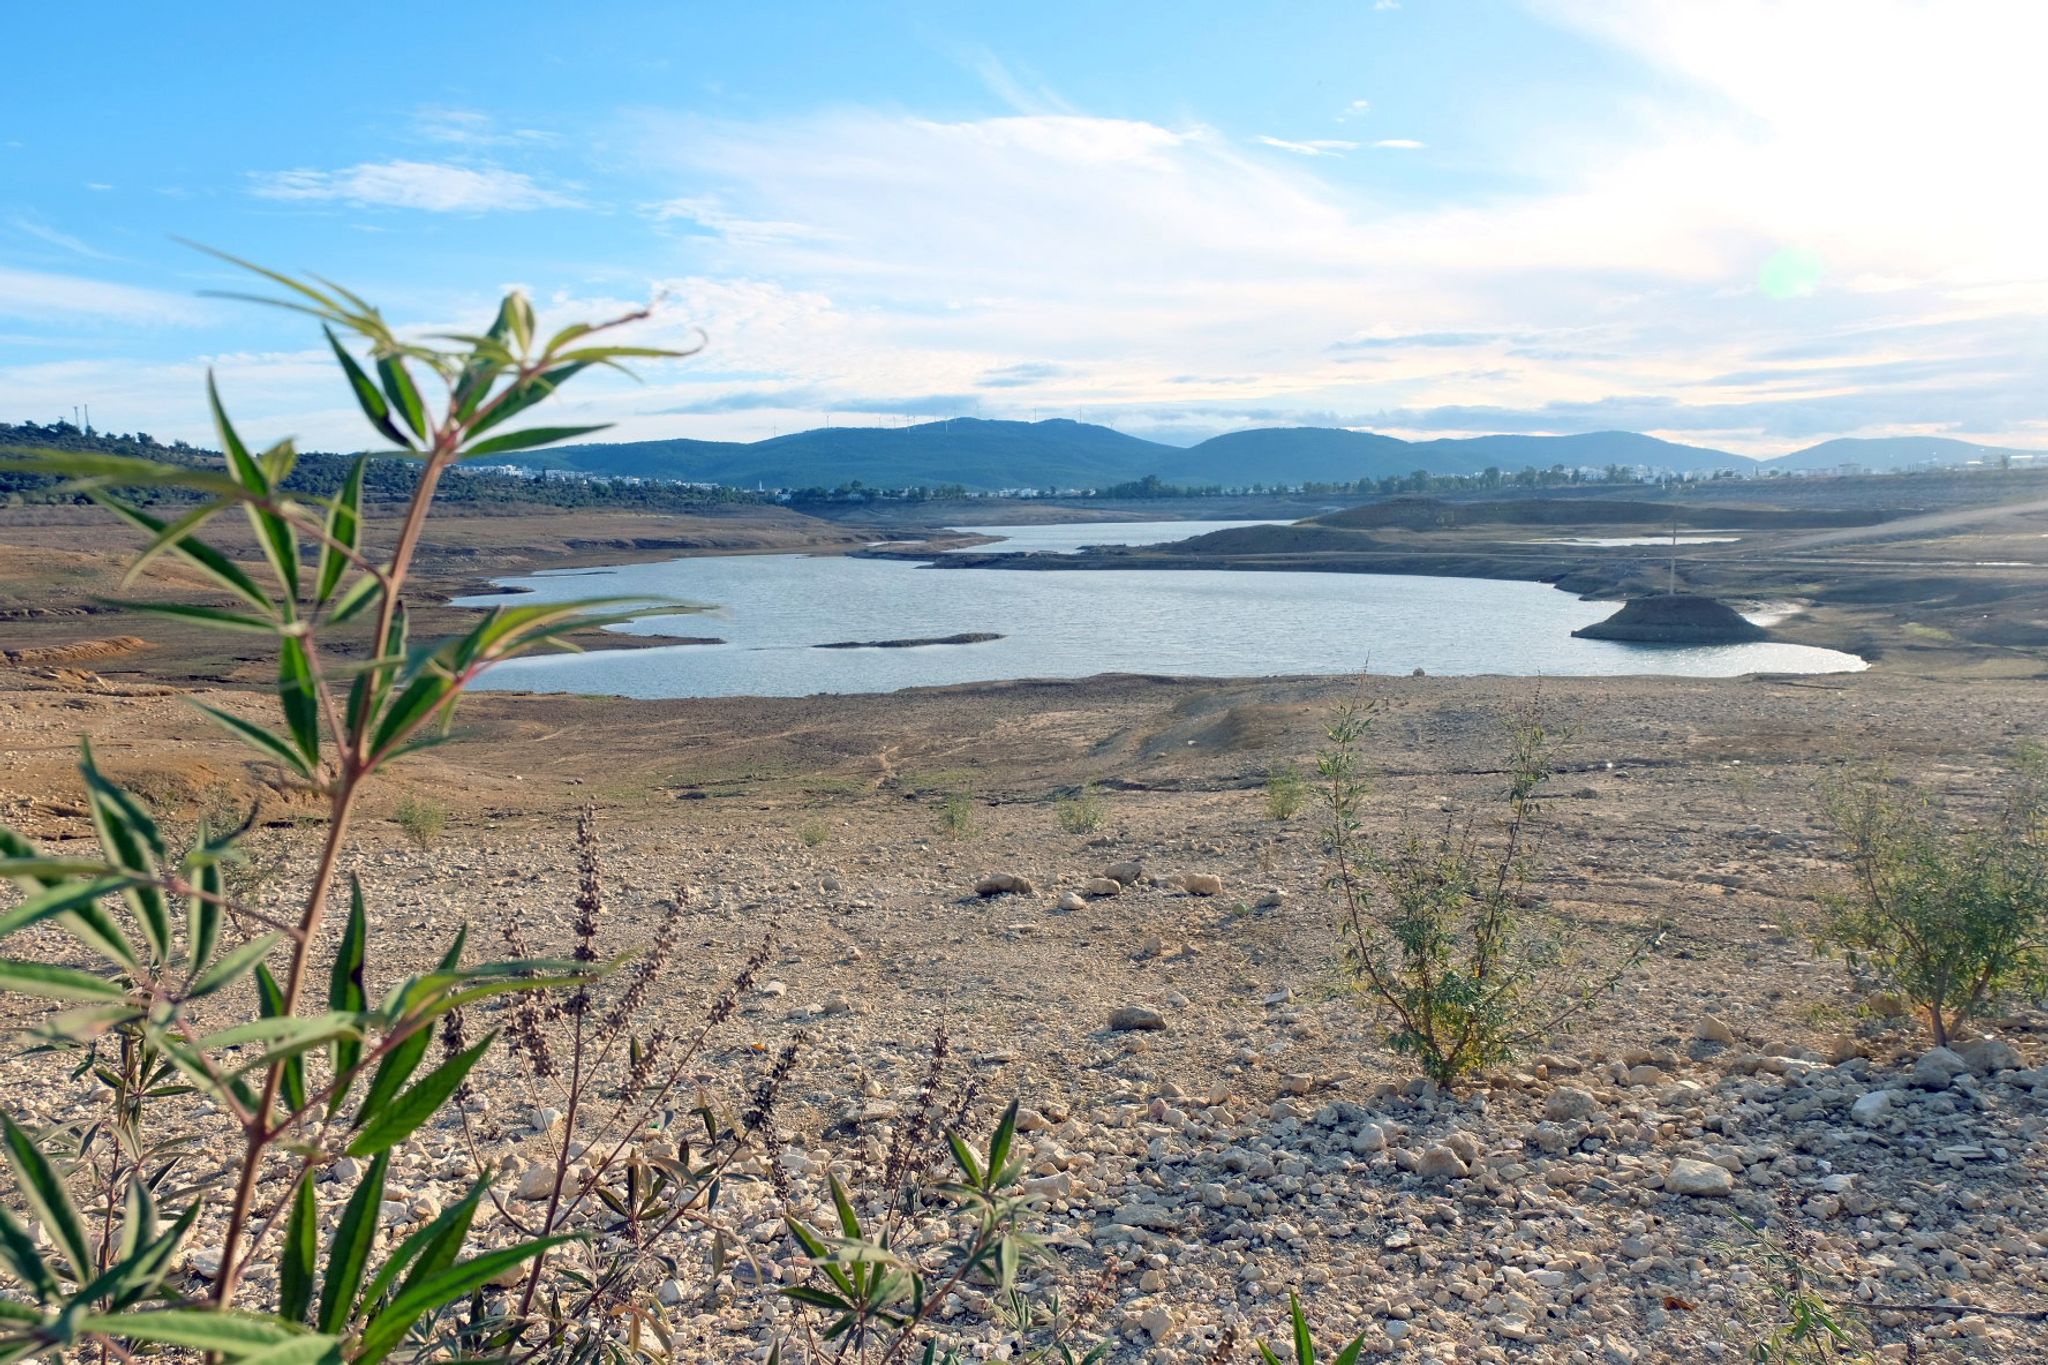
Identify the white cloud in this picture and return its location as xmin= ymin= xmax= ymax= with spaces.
xmin=249 ymin=160 xmax=579 ymax=212
xmin=8 ymin=218 xmax=112 ymax=260
xmin=1371 ymin=139 xmax=1425 ymax=150
xmin=1256 ymin=136 xmax=1360 ymax=157
xmin=414 ymin=106 xmax=559 ymax=147
xmin=1339 ymin=99 xmax=1373 ymax=119
xmin=0 ymin=266 xmax=208 ymax=324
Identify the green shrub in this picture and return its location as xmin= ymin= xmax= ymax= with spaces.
xmin=0 ymin=255 xmax=696 ymax=1361
xmin=937 ymin=789 xmax=976 ymax=839
xmin=1322 ymin=697 xmax=1655 ymax=1087
xmin=1816 ymin=754 xmax=2048 ymax=1047
xmin=796 ymin=815 xmax=831 ymax=847
xmin=392 ymin=792 xmax=448 ymax=849
xmin=1054 ymin=783 xmax=1108 ymax=835
xmin=1728 ymin=1215 xmax=1869 ymax=1364
xmin=1265 ymin=762 xmax=1309 ymax=820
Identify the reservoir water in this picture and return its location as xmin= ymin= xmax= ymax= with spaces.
xmin=458 ymin=522 xmax=1864 ymax=699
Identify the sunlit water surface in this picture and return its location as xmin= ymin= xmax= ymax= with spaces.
xmin=458 ymin=522 xmax=1864 ymax=698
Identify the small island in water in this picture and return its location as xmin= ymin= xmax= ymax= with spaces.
xmin=1571 ymin=593 xmax=1770 ymax=644
xmin=814 ymin=632 xmax=1005 ymax=650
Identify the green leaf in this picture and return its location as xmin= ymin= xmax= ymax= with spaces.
xmin=0 ymin=1113 xmax=91 ymax=1283
xmin=328 ymin=879 xmax=367 ymax=1109
xmin=200 ymin=1008 xmax=358 ymax=1058
xmin=208 ymin=376 xmax=300 ymax=605
xmin=77 ymin=1308 xmax=307 ymax=1355
xmin=359 ymin=1172 xmax=485 ymax=1317
xmin=0 ymin=448 xmax=245 ymax=499
xmin=120 ymin=500 xmax=232 ymax=587
xmin=278 ymin=635 xmax=320 ymax=768
xmin=352 ymin=1236 xmax=575 ymax=1365
xmin=376 ymin=354 xmax=428 ymax=441
xmin=0 ymin=959 xmax=127 ymax=1003
xmin=237 ymin=1338 xmax=344 ymax=1365
xmin=89 ymin=493 xmax=275 ymax=615
xmin=351 ymin=1023 xmax=431 ymax=1134
xmin=209 ymin=372 xmax=267 ymax=495
xmin=0 ymin=1205 xmax=55 ymax=1301
xmin=1291 ymin=1291 xmax=1313 ymax=1365
xmin=79 ymin=743 xmax=170 ymax=965
xmin=121 ymin=600 xmax=280 ymax=635
xmin=459 ymin=424 xmax=609 ymax=460
xmin=467 ymin=362 xmax=589 ymax=437
xmin=187 ymin=933 xmax=281 ymax=1000
xmin=254 ymin=964 xmax=306 ymax=1113
xmin=191 ymin=702 xmax=317 ymax=780
xmin=325 ymin=328 xmax=409 ymax=448
xmin=315 ymin=457 xmax=365 ymax=604
xmin=186 ymin=839 xmax=223 ymax=976
xmin=317 ymin=1151 xmax=389 ymax=1334
xmin=0 ymin=876 xmax=136 ymax=942
xmin=326 ymin=572 xmax=382 ymax=627
xmin=279 ymin=1175 xmax=318 ymax=1324
xmin=347 ymin=1031 xmax=494 ymax=1157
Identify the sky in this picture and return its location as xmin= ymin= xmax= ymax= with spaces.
xmin=3 ymin=0 xmax=2046 ymax=458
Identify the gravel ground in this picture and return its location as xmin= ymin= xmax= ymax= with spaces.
xmin=2 ymin=667 xmax=2046 ymax=1361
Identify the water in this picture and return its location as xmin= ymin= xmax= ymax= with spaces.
xmin=1526 ymin=535 xmax=1741 ymax=547
xmin=941 ymin=519 xmax=1284 ymax=553
xmin=457 ymin=523 xmax=1865 ymax=699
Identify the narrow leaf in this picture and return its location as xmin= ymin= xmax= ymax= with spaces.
xmin=0 ymin=959 xmax=127 ymax=1003
xmin=279 ymin=1175 xmax=318 ymax=1324
xmin=328 ymin=879 xmax=367 ymax=1109
xmin=317 ymin=1151 xmax=389 ymax=1334
xmin=347 ymin=1032 xmax=494 ymax=1157
xmin=326 ymin=327 xmax=409 ymax=447
xmin=0 ymin=1113 xmax=92 ymax=1283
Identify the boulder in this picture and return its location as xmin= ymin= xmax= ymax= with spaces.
xmin=1955 ymin=1036 xmax=2021 ymax=1075
xmin=975 ymin=873 xmax=1035 ymax=897
xmin=1105 ymin=860 xmax=1145 ymax=885
xmin=1082 ymin=877 xmax=1123 ymax=898
xmin=1543 ymin=1086 xmax=1600 ymax=1123
xmin=1911 ymin=1046 xmax=1969 ymax=1090
xmin=1109 ymin=1006 xmax=1168 ymax=1032
xmin=1665 ymin=1158 xmax=1734 ymax=1197
xmin=1180 ymin=873 xmax=1223 ymax=897
xmin=1414 ymin=1145 xmax=1469 ymax=1180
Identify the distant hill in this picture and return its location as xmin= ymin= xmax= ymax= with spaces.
xmin=535 ymin=418 xmax=1172 ymax=491
xmin=1770 ymin=436 xmax=2041 ymax=473
xmin=516 ymin=420 xmax=2045 ymax=492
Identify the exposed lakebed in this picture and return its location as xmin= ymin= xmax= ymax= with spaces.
xmin=457 ymin=520 xmax=1865 ymax=698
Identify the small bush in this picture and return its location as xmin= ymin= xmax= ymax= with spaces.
xmin=1816 ymin=754 xmax=2048 ymax=1047
xmin=1055 ymin=783 xmax=1108 ymax=835
xmin=938 ymin=789 xmax=976 ymax=838
xmin=392 ymin=791 xmax=448 ymax=849
xmin=1321 ymin=696 xmax=1654 ymax=1087
xmin=1265 ymin=762 xmax=1309 ymax=820
xmin=796 ymin=815 xmax=831 ymax=847
xmin=1728 ymin=1214 xmax=1869 ymax=1364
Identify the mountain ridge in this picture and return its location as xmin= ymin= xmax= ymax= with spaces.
xmin=523 ymin=418 xmax=2041 ymax=491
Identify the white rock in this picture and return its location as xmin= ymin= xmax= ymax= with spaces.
xmin=1665 ymin=1158 xmax=1735 ymax=1197
xmin=1850 ymin=1090 xmax=1894 ymax=1126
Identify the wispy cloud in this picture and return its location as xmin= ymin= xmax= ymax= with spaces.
xmin=8 ymin=218 xmax=114 ymax=260
xmin=0 ymin=266 xmax=207 ymax=324
xmin=413 ymin=106 xmax=558 ymax=147
xmin=1255 ymin=136 xmax=1359 ymax=157
xmin=249 ymin=160 xmax=579 ymax=212
xmin=1371 ymin=138 xmax=1425 ymax=150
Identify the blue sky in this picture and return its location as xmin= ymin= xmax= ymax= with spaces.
xmin=3 ymin=1 xmax=2044 ymax=456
